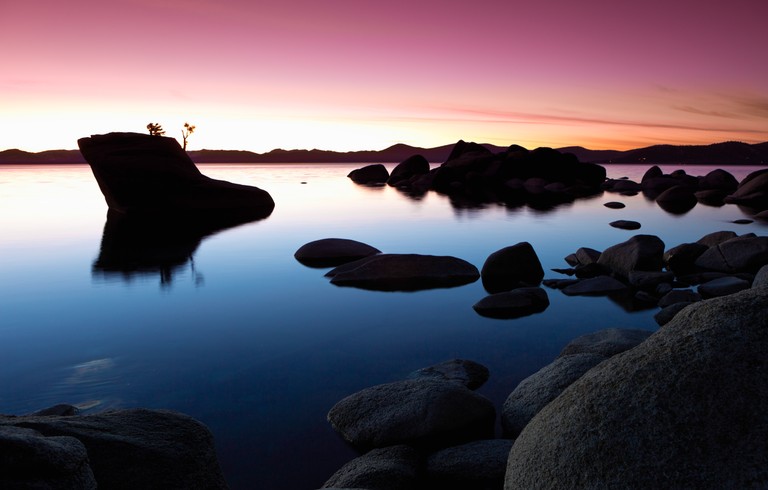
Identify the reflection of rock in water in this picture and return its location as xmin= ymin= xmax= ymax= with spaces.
xmin=93 ymin=209 xmax=267 ymax=286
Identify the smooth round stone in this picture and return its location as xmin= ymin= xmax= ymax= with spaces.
xmin=604 ymin=201 xmax=626 ymax=209
xmin=609 ymin=220 xmax=641 ymax=230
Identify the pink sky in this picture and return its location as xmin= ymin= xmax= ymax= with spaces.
xmin=2 ymin=0 xmax=767 ymax=152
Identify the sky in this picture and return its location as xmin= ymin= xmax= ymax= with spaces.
xmin=2 ymin=0 xmax=767 ymax=153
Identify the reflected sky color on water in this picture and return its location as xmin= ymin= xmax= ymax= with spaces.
xmin=0 ymin=163 xmax=765 ymax=489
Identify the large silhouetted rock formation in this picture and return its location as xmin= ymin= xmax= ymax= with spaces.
xmin=78 ymin=132 xmax=274 ymax=219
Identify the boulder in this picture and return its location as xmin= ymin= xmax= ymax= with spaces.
xmin=0 ymin=409 xmax=227 ymax=489
xmin=561 ymin=276 xmax=628 ymax=296
xmin=327 ymin=379 xmax=495 ymax=451
xmin=501 ymin=353 xmax=605 ymax=437
xmin=655 ymin=185 xmax=697 ymax=214
xmin=0 ymin=425 xmax=96 ymax=489
xmin=426 ymin=439 xmax=514 ymax=490
xmin=657 ymin=289 xmax=701 ymax=307
xmin=574 ymin=262 xmax=610 ymax=279
xmin=698 ymin=276 xmax=751 ymax=298
xmin=567 ymin=247 xmax=601 ymax=266
xmin=755 ymin=265 xmax=768 ymax=288
xmin=409 ymin=359 xmax=490 ymax=390
xmin=505 ymin=287 xmax=768 ymax=489
xmin=321 ymin=445 xmax=420 ymax=490
xmin=604 ymin=179 xmax=641 ymax=193
xmin=699 ymin=168 xmax=738 ymax=192
xmin=724 ymin=168 xmax=768 ymax=209
xmin=628 ymin=270 xmax=675 ymax=290
xmin=694 ymin=189 xmax=728 ymax=206
xmin=294 ymin=238 xmax=381 ymax=267
xmin=663 ymin=242 xmax=708 ymax=273
xmin=640 ymin=165 xmax=663 ymax=183
xmin=472 ymin=287 xmax=550 ymax=319
xmin=443 ymin=140 xmax=494 ymax=167
xmin=78 ymin=132 xmax=274 ymax=220
xmin=326 ymin=254 xmax=479 ymax=291
xmin=557 ymin=328 xmax=653 ymax=358
xmin=696 ymin=230 xmax=738 ymax=247
xmin=348 ymin=164 xmax=389 ymax=185
xmin=480 ymin=242 xmax=544 ymax=293
xmin=387 ymin=155 xmax=430 ymax=186
xmin=694 ymin=235 xmax=768 ymax=273
xmin=609 ymin=220 xmax=641 ymax=230
xmin=653 ymin=301 xmax=694 ymax=326
xmin=597 ymin=234 xmax=665 ymax=278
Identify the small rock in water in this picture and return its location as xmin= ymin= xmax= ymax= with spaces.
xmin=733 ymin=219 xmax=753 ymax=224
xmin=604 ymin=201 xmax=626 ymax=209
xmin=609 ymin=220 xmax=641 ymax=230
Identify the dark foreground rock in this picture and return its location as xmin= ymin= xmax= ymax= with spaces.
xmin=294 ymin=238 xmax=381 ymax=267
xmin=426 ymin=439 xmax=514 ymax=490
xmin=596 ymin=234 xmax=665 ymax=278
xmin=326 ymin=254 xmax=479 ymax=291
xmin=609 ymin=220 xmax=640 ymax=230
xmin=327 ymin=378 xmax=495 ymax=451
xmin=505 ymin=286 xmax=768 ymax=489
xmin=0 ymin=408 xmax=228 ymax=490
xmin=557 ymin=328 xmax=653 ymax=358
xmin=78 ymin=132 xmax=274 ymax=220
xmin=321 ymin=445 xmax=420 ymax=490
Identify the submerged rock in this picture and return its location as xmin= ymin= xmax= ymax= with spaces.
xmin=78 ymin=132 xmax=274 ymax=220
xmin=609 ymin=220 xmax=641 ymax=230
xmin=505 ymin=287 xmax=768 ymax=489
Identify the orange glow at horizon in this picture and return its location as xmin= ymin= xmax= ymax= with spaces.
xmin=1 ymin=0 xmax=767 ymax=153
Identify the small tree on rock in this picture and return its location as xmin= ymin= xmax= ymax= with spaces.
xmin=147 ymin=123 xmax=165 ymax=136
xmin=181 ymin=122 xmax=195 ymax=150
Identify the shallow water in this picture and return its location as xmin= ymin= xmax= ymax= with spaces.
xmin=0 ymin=162 xmax=765 ymax=489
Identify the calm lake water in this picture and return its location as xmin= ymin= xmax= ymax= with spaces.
xmin=1 ymin=162 xmax=765 ymax=489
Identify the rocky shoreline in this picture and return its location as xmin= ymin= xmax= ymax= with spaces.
xmin=4 ymin=138 xmax=767 ymax=488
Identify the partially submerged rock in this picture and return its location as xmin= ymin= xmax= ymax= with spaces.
xmin=326 ymin=254 xmax=479 ymax=291
xmin=348 ymin=164 xmax=389 ymax=185
xmin=78 ymin=132 xmax=274 ymax=220
xmin=294 ymin=238 xmax=381 ymax=267
xmin=596 ymin=234 xmax=665 ymax=278
xmin=609 ymin=220 xmax=641 ymax=230
xmin=480 ymin=242 xmax=544 ymax=293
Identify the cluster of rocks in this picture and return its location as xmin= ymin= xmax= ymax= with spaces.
xmin=348 ymin=141 xmax=606 ymax=210
xmin=544 ymin=231 xmax=768 ymax=326
xmin=295 ymin=238 xmax=551 ymax=318
xmin=603 ymin=165 xmax=768 ymax=217
xmin=321 ymin=283 xmax=768 ymax=489
xmin=0 ymin=407 xmax=227 ymax=489
xmin=322 ymin=359 xmax=510 ymax=489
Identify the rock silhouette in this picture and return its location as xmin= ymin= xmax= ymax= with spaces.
xmin=78 ymin=132 xmax=274 ymax=219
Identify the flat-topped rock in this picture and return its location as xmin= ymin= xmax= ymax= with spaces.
xmin=78 ymin=132 xmax=274 ymax=220
xmin=596 ymin=234 xmax=665 ymax=278
xmin=609 ymin=220 xmax=641 ymax=230
xmin=326 ymin=254 xmax=479 ymax=291
xmin=294 ymin=238 xmax=381 ymax=267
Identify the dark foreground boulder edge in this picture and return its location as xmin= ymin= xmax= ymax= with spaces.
xmin=78 ymin=132 xmax=274 ymax=220
xmin=320 ymin=445 xmax=420 ymax=490
xmin=505 ymin=286 xmax=768 ymax=489
xmin=0 ymin=408 xmax=228 ymax=490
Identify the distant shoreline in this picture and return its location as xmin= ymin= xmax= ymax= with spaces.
xmin=1 ymin=140 xmax=767 ymax=166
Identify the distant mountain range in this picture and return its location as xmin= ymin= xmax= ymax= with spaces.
xmin=1 ymin=141 xmax=767 ymax=165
